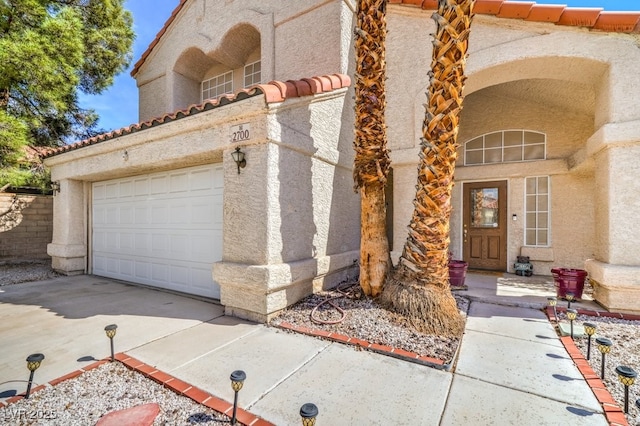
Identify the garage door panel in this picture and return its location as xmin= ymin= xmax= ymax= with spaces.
xmin=151 ymin=176 xmax=168 ymax=194
xmin=120 ymin=181 xmax=133 ymax=197
xmin=120 ymin=233 xmax=134 ymax=251
xmin=93 ymin=164 xmax=222 ymax=299
xmin=135 ymin=179 xmax=149 ymax=196
xmin=152 ymin=263 xmax=169 ymax=282
xmin=151 ymin=205 xmax=168 ymax=224
xmin=135 ymin=262 xmax=150 ymax=280
xmin=170 ymin=173 xmax=188 ymax=192
xmin=120 ymin=207 xmax=134 ymax=224
xmin=120 ymin=259 xmax=134 ymax=277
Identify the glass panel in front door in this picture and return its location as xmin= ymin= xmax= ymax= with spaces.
xmin=470 ymin=188 xmax=499 ymax=228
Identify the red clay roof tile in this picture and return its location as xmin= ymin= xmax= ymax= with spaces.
xmin=558 ymin=7 xmax=603 ymax=27
xmin=254 ymin=82 xmax=285 ymax=103
xmin=497 ymin=1 xmax=535 ymax=19
xmin=526 ymin=4 xmax=566 ymax=23
xmin=474 ymin=0 xmax=504 ymax=15
xmin=421 ymin=0 xmax=438 ymax=10
xmin=593 ymin=11 xmax=640 ymax=32
xmin=293 ymin=79 xmax=313 ymax=97
xmin=42 ymin=74 xmax=351 ymax=159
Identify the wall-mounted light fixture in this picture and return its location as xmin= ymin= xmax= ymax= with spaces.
xmin=512 ymin=214 xmax=517 ymax=221
xmin=51 ymin=181 xmax=60 ymax=195
xmin=231 ymin=147 xmax=246 ymax=174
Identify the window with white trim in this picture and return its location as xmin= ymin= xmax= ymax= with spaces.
xmin=201 ymin=71 xmax=233 ymax=102
xmin=525 ymin=176 xmax=550 ymax=246
xmin=244 ymin=60 xmax=261 ymax=87
xmin=465 ymin=130 xmax=546 ymax=165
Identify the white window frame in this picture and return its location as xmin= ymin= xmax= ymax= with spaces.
xmin=201 ymin=71 xmax=234 ymax=102
xmin=464 ymin=130 xmax=546 ymax=166
xmin=243 ymin=60 xmax=261 ymax=87
xmin=524 ymin=176 xmax=551 ymax=247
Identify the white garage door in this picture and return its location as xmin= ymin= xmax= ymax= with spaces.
xmin=92 ymin=164 xmax=223 ymax=299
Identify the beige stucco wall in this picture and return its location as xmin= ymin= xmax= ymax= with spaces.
xmin=214 ymin=90 xmax=360 ymax=321
xmin=136 ymin=0 xmax=355 ymax=121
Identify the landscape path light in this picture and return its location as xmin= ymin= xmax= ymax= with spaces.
xmin=25 ymin=353 xmax=45 ymax=399
xmin=230 ymin=370 xmax=246 ymax=425
xmin=566 ymin=309 xmax=577 ymax=339
xmin=615 ymin=366 xmax=637 ymax=414
xmin=547 ymin=297 xmax=558 ymax=322
xmin=104 ymin=324 xmax=117 ymax=361
xmin=300 ymin=403 xmax=318 ymax=426
xmin=565 ymin=292 xmax=575 ymax=309
xmin=596 ymin=337 xmax=612 ymax=380
xmin=583 ymin=322 xmax=596 ymax=360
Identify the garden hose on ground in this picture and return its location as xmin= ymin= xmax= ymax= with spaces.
xmin=309 ymin=280 xmax=361 ymax=325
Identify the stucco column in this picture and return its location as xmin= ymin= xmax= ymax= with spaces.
xmin=585 ymin=122 xmax=640 ymax=313
xmin=47 ymin=179 xmax=87 ymax=275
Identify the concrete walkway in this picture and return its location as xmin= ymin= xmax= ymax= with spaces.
xmin=0 ymin=273 xmax=608 ymax=425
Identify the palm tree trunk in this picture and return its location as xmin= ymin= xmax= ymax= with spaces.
xmin=381 ymin=0 xmax=475 ymax=336
xmin=354 ymin=0 xmax=391 ymax=297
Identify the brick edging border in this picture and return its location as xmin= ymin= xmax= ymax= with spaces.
xmin=275 ymin=321 xmax=450 ymax=369
xmin=0 ymin=354 xmax=274 ymax=426
xmin=545 ymin=306 xmax=630 ymax=426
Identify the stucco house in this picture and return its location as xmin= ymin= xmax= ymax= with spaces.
xmin=43 ymin=0 xmax=640 ymax=319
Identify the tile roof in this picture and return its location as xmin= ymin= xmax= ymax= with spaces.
xmin=131 ymin=1 xmax=640 ymax=78
xmin=41 ymin=74 xmax=351 ymax=159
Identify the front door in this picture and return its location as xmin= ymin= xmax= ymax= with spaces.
xmin=463 ymin=181 xmax=507 ymax=270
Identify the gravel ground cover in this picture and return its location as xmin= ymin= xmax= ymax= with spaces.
xmin=561 ymin=311 xmax=640 ymax=425
xmin=269 ymin=280 xmax=470 ymax=363
xmin=0 ymin=362 xmax=231 ymax=426
xmin=0 ymin=260 xmax=60 ymax=286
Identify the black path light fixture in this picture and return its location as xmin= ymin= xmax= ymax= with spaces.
xmin=615 ymin=365 xmax=637 ymax=414
xmin=104 ymin=324 xmax=117 ymax=361
xmin=565 ymin=292 xmax=575 ymax=309
xmin=596 ymin=337 xmax=612 ymax=380
xmin=300 ymin=403 xmax=319 ymax=426
xmin=25 ymin=353 xmax=45 ymax=399
xmin=231 ymin=147 xmax=246 ymax=174
xmin=583 ymin=322 xmax=596 ymax=360
xmin=566 ymin=309 xmax=578 ymax=339
xmin=230 ymin=370 xmax=246 ymax=425
xmin=547 ymin=297 xmax=558 ymax=322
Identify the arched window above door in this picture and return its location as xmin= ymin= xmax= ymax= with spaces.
xmin=464 ymin=130 xmax=546 ymax=166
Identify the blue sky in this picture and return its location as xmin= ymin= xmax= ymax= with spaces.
xmin=79 ymin=0 xmax=640 ymax=136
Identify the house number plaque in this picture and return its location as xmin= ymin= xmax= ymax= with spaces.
xmin=230 ymin=123 xmax=251 ymax=142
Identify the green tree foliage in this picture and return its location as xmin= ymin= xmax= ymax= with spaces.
xmin=0 ymin=0 xmax=134 ymax=189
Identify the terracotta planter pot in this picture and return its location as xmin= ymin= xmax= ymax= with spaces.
xmin=551 ymin=268 xmax=588 ymax=300
xmin=449 ymin=260 xmax=468 ymax=287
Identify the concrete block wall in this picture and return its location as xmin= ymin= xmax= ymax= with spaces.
xmin=0 ymin=194 xmax=53 ymax=259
